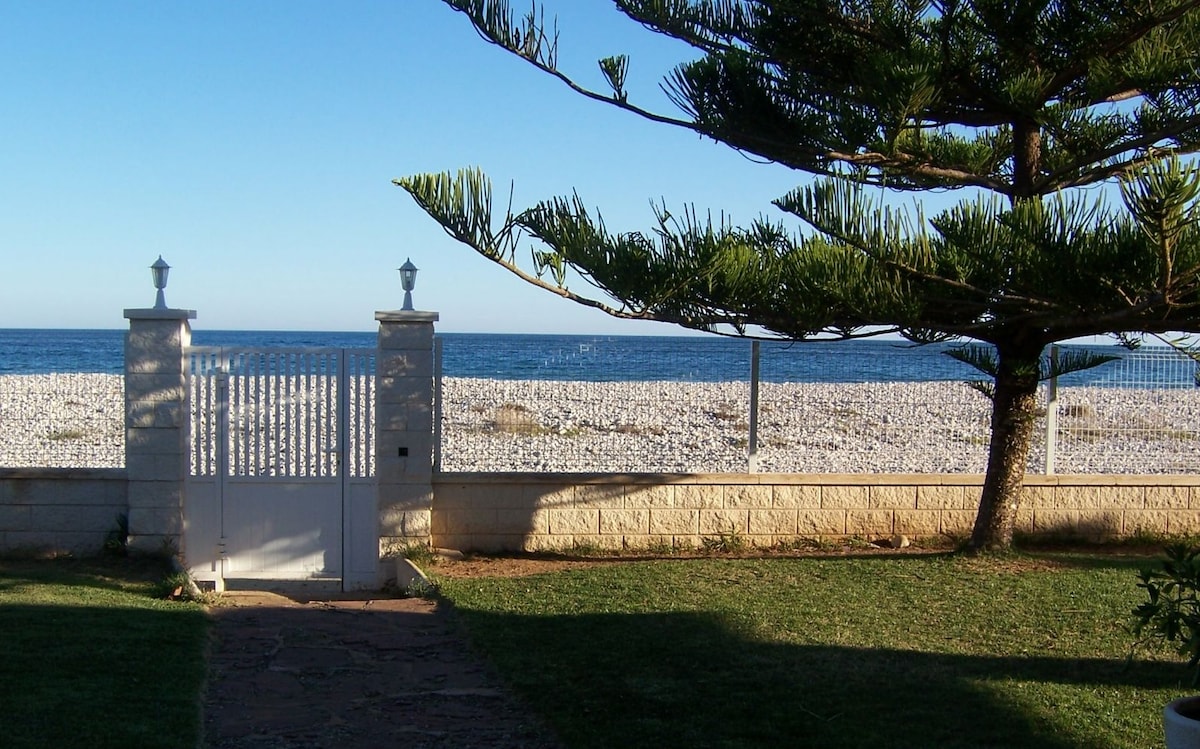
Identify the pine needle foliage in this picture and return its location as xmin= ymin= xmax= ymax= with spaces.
xmin=397 ymin=1 xmax=1200 ymax=551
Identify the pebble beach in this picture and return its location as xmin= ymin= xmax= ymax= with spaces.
xmin=1 ymin=373 xmax=1197 ymax=473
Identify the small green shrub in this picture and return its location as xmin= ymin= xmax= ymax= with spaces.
xmin=47 ymin=428 xmax=87 ymax=441
xmin=607 ymin=423 xmax=665 ymax=436
xmin=701 ymin=524 xmax=748 ymax=554
xmin=1061 ymin=403 xmax=1094 ymax=419
xmin=152 ymin=570 xmax=203 ymax=601
xmin=1132 ymin=543 xmax=1200 ymax=684
xmin=488 ymin=403 xmax=545 ymax=434
xmin=402 ymin=577 xmax=440 ymax=599
xmin=773 ymin=536 xmax=838 ymax=553
xmin=399 ymin=542 xmax=436 ymax=566
xmin=708 ymin=403 xmax=741 ymax=421
xmin=104 ymin=513 xmax=129 ymax=557
xmin=565 ymin=539 xmax=607 ymax=557
xmin=644 ymin=538 xmax=676 ymax=556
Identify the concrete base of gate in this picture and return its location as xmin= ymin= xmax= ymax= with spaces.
xmin=214 ymin=578 xmax=347 ymax=599
xmin=395 ymin=558 xmax=431 ymax=591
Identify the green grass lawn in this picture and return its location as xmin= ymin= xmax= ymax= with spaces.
xmin=0 ymin=556 xmax=209 ymax=749
xmin=437 ymin=552 xmax=1188 ymax=749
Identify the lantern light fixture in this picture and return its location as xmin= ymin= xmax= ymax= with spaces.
xmin=399 ymin=258 xmax=419 ymax=311
xmin=151 ymin=256 xmax=171 ymax=309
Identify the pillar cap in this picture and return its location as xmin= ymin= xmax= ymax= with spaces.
xmin=124 ymin=308 xmax=197 ymax=320
xmin=375 ymin=310 xmax=439 ymax=323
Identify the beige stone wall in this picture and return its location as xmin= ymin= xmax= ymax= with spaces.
xmin=123 ymin=309 xmax=193 ymax=553
xmin=432 ymin=473 xmax=1200 ymax=552
xmin=3 ymin=468 xmax=1196 ymax=559
xmin=375 ymin=312 xmax=439 ymax=563
xmin=0 ymin=468 xmax=128 ymax=555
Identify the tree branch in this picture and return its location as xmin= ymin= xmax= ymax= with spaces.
xmin=1041 ymin=119 xmax=1200 ymax=191
xmin=826 ymin=150 xmax=1011 ymax=192
xmin=1039 ymin=0 xmax=1200 ymax=103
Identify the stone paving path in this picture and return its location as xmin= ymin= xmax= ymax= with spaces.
xmin=203 ymin=592 xmax=561 ymax=749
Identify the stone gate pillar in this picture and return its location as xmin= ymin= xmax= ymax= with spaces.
xmin=374 ymin=309 xmax=439 ymax=568
xmin=123 ymin=307 xmax=195 ymax=554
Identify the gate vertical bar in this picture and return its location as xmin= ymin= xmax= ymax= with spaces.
xmin=249 ymin=353 xmax=257 ymax=474
xmin=289 ymin=353 xmax=299 ymax=476
xmin=327 ymin=354 xmax=337 ymax=476
xmin=215 ymin=354 xmax=230 ymax=590
xmin=304 ymin=354 xmax=314 ymax=477
xmin=315 ymin=355 xmax=327 ymax=476
xmin=272 ymin=353 xmax=281 ymax=476
xmin=337 ymin=348 xmax=351 ymax=591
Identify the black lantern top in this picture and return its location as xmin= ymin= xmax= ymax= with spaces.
xmin=151 ymin=256 xmax=170 ymax=309
xmin=399 ymin=258 xmax=419 ymax=311
xmin=399 ymin=258 xmax=418 ymax=292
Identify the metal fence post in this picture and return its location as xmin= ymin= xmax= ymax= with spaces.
xmin=215 ymin=363 xmax=229 ymax=587
xmin=1045 ymin=344 xmax=1058 ymax=475
xmin=748 ymin=340 xmax=760 ymax=473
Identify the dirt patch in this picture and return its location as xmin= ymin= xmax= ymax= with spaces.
xmin=422 ymin=541 xmax=1163 ymax=580
xmin=426 ymin=556 xmax=620 ymax=579
xmin=422 ymin=545 xmax=956 ymax=579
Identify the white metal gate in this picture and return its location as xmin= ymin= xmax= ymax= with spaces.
xmin=183 ymin=347 xmax=377 ymax=591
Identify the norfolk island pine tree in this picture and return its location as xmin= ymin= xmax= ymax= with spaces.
xmin=397 ymin=0 xmax=1200 ymax=552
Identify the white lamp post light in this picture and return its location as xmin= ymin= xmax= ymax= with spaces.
xmin=399 ymin=258 xmax=419 ymax=311
xmin=151 ymin=256 xmax=171 ymax=309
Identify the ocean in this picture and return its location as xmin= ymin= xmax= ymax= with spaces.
xmin=0 ymin=328 xmax=1192 ymax=387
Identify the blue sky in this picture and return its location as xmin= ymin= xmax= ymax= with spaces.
xmin=2 ymin=0 xmax=827 ymax=335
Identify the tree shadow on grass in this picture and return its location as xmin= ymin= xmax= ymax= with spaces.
xmin=0 ymin=555 xmax=172 ymax=595
xmin=0 ymin=603 xmax=208 ymax=749
xmin=1009 ymin=544 xmax=1166 ymax=573
xmin=452 ymin=606 xmax=1183 ymax=749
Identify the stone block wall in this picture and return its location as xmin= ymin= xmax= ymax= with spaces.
xmin=431 ymin=473 xmax=1200 ymax=552
xmin=0 ymin=468 xmax=128 ymax=555
xmin=2 ymin=468 xmax=1199 ymax=560
xmin=375 ymin=311 xmax=439 ymax=561
xmin=123 ymin=308 xmax=193 ymax=553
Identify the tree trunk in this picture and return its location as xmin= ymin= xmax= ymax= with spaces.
xmin=968 ymin=344 xmax=1044 ymax=553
